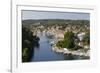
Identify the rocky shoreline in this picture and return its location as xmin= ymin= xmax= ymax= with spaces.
xmin=52 ymin=44 xmax=90 ymax=58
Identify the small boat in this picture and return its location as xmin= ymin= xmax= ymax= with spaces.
xmin=50 ymin=41 xmax=55 ymax=45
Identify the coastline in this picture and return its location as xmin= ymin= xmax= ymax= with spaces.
xmin=52 ymin=44 xmax=90 ymax=58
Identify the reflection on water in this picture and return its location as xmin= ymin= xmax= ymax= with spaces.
xmin=30 ymin=31 xmax=85 ymax=62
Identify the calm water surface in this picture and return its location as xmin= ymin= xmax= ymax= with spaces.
xmin=31 ymin=32 xmax=83 ymax=62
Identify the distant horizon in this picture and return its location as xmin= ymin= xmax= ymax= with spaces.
xmin=22 ymin=18 xmax=90 ymax=21
xmin=22 ymin=10 xmax=90 ymax=20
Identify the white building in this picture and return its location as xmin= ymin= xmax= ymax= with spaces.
xmin=77 ymin=32 xmax=85 ymax=41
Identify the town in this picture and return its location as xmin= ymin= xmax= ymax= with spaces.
xmin=22 ymin=19 xmax=90 ymax=60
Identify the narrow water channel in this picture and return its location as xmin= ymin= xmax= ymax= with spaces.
xmin=31 ymin=32 xmax=85 ymax=62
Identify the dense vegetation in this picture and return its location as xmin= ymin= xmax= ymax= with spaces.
xmin=56 ymin=31 xmax=89 ymax=50
xmin=82 ymin=31 xmax=90 ymax=45
xmin=22 ymin=19 xmax=89 ymax=28
xmin=22 ymin=27 xmax=40 ymax=62
xmin=56 ymin=31 xmax=76 ymax=50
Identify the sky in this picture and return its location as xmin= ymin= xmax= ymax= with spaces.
xmin=22 ymin=10 xmax=90 ymax=20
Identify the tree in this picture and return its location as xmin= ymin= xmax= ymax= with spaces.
xmin=82 ymin=32 xmax=90 ymax=45
xmin=56 ymin=31 xmax=75 ymax=49
xmin=64 ymin=31 xmax=74 ymax=39
xmin=22 ymin=27 xmax=40 ymax=62
xmin=64 ymin=31 xmax=75 ymax=49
